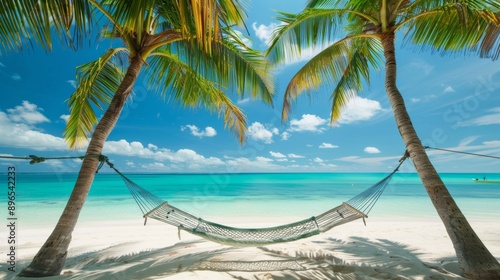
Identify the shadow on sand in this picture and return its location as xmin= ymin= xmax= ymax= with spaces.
xmin=13 ymin=237 xmax=463 ymax=280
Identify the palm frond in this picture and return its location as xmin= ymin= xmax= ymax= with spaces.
xmin=64 ymin=48 xmax=127 ymax=148
xmin=266 ymin=8 xmax=346 ymax=65
xmin=478 ymin=13 xmax=500 ymax=59
xmin=0 ymin=0 xmax=92 ymax=53
xmin=282 ymin=35 xmax=381 ymax=122
xmin=329 ymin=37 xmax=382 ymax=123
xmin=212 ymin=28 xmax=274 ymax=103
xmin=403 ymin=2 xmax=500 ymax=56
xmin=145 ymin=49 xmax=247 ymax=143
xmin=176 ymin=0 xmax=248 ymax=54
xmin=307 ymin=0 xmax=342 ymax=9
xmin=161 ymin=30 xmax=274 ymax=105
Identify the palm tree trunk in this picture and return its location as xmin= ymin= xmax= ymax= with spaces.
xmin=19 ymin=55 xmax=145 ymax=277
xmin=381 ymin=32 xmax=500 ymax=279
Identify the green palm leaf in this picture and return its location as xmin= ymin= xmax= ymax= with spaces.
xmin=400 ymin=0 xmax=500 ymax=55
xmin=64 ymin=48 xmax=127 ymax=148
xmin=0 ymin=0 xmax=92 ymax=53
xmin=267 ymin=8 xmax=346 ymax=65
xmin=145 ymin=49 xmax=247 ymax=143
xmin=282 ymin=36 xmax=382 ymax=122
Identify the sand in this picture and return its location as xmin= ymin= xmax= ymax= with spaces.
xmin=2 ymin=214 xmax=499 ymax=280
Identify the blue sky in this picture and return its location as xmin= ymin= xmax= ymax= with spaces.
xmin=1 ymin=1 xmax=499 ymax=174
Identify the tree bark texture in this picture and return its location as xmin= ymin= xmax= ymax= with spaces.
xmin=381 ymin=32 xmax=500 ymax=279
xmin=19 ymin=55 xmax=145 ymax=277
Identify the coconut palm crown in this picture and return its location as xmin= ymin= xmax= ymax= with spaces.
xmin=14 ymin=0 xmax=274 ymax=277
xmin=266 ymin=0 xmax=499 ymax=279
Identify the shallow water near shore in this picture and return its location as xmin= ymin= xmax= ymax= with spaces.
xmin=5 ymin=172 xmax=500 ymax=226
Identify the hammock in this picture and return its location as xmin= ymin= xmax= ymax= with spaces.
xmin=114 ymin=167 xmax=400 ymax=247
xmin=0 ymin=152 xmax=407 ymax=246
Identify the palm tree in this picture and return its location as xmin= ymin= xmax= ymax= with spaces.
xmin=14 ymin=0 xmax=273 ymax=277
xmin=266 ymin=0 xmax=499 ymax=279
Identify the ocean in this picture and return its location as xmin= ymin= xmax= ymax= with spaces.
xmin=4 ymin=172 xmax=500 ymax=227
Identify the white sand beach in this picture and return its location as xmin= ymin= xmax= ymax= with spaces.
xmin=3 ymin=213 xmax=499 ymax=280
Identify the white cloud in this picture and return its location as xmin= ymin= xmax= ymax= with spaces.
xmin=0 ymin=62 xmax=5 ymax=67
xmin=364 ymin=147 xmax=381 ymax=154
xmin=336 ymin=96 xmax=383 ymax=125
xmin=288 ymin=153 xmax=305 ymax=159
xmin=289 ymin=114 xmax=327 ymax=132
xmin=181 ymin=125 xmax=217 ymax=138
xmin=224 ymin=156 xmax=283 ymax=171
xmin=103 ymin=139 xmax=224 ymax=167
xmin=141 ymin=162 xmax=167 ymax=171
xmin=313 ymin=157 xmax=324 ymax=163
xmin=457 ymin=107 xmax=500 ymax=127
xmin=252 ymin=22 xmax=278 ymax=45
xmin=443 ymin=86 xmax=455 ymax=93
xmin=269 ymin=151 xmax=286 ymax=158
xmin=7 ymin=100 xmax=50 ymax=125
xmin=0 ymin=111 xmax=67 ymax=151
xmin=60 ymin=114 xmax=70 ymax=123
xmin=281 ymin=131 xmax=290 ymax=140
xmin=247 ymin=122 xmax=278 ymax=144
xmin=256 ymin=156 xmax=273 ymax=163
xmin=411 ymin=98 xmax=420 ymax=103
xmin=319 ymin=142 xmax=338 ymax=149
xmin=11 ymin=73 xmax=21 ymax=81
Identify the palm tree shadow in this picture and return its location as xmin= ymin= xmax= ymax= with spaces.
xmin=15 ymin=237 xmax=462 ymax=280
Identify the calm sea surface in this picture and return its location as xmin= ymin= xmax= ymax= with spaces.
xmin=3 ymin=172 xmax=500 ymax=225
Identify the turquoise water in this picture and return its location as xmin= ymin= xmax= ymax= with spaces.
xmin=2 ymin=172 xmax=500 ymax=225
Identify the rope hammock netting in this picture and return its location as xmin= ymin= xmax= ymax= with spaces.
xmin=4 ymin=146 xmax=491 ymax=246
xmin=1 ymin=151 xmax=408 ymax=246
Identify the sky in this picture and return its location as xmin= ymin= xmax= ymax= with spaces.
xmin=1 ymin=1 xmax=499 ymax=174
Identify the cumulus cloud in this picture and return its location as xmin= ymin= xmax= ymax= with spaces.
xmin=269 ymin=151 xmax=286 ymax=158
xmin=289 ymin=114 xmax=327 ymax=132
xmin=0 ymin=111 xmax=67 ymax=151
xmin=60 ymin=114 xmax=70 ymax=123
xmin=319 ymin=142 xmax=338 ymax=149
xmin=247 ymin=122 xmax=278 ymax=144
xmin=443 ymin=86 xmax=455 ymax=93
xmin=252 ymin=22 xmax=278 ymax=45
xmin=364 ymin=146 xmax=381 ymax=154
xmin=7 ymin=100 xmax=50 ymax=125
xmin=288 ymin=153 xmax=305 ymax=159
xmin=103 ymin=139 xmax=224 ymax=167
xmin=181 ymin=125 xmax=217 ymax=138
xmin=224 ymin=155 xmax=283 ymax=171
xmin=0 ymin=101 xmax=66 ymax=151
xmin=336 ymin=96 xmax=383 ymax=125
xmin=281 ymin=131 xmax=290 ymax=140
xmin=313 ymin=157 xmax=324 ymax=163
